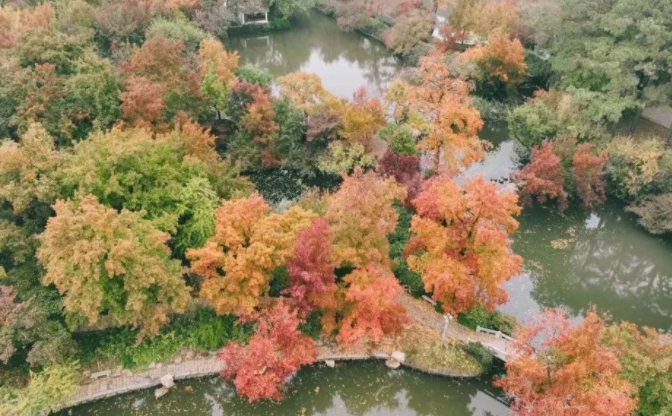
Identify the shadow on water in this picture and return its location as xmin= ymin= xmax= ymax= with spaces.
xmin=61 ymin=362 xmax=508 ymax=416
xmin=226 ymin=10 xmax=402 ymax=98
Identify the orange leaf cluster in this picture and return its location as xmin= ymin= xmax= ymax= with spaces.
xmin=571 ymin=143 xmax=608 ymax=209
xmin=197 ymin=38 xmax=239 ymax=87
xmin=392 ymin=52 xmax=484 ymax=173
xmin=187 ymin=194 xmax=315 ymax=316
xmin=406 ymin=175 xmax=522 ymax=316
xmin=497 ymin=309 xmax=637 ymax=416
xmin=462 ymin=32 xmax=527 ymax=86
xmin=0 ymin=3 xmax=54 ymax=50
xmin=240 ymin=90 xmax=279 ymax=145
xmin=516 ymin=140 xmax=569 ymax=211
xmin=325 ymin=169 xmax=407 ymax=268
xmin=337 ymin=264 xmax=409 ymax=347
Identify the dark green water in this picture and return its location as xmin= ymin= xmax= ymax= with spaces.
xmin=226 ymin=10 xmax=402 ymax=98
xmin=63 ymin=11 xmax=672 ymax=416
xmin=61 ymin=362 xmax=507 ymax=416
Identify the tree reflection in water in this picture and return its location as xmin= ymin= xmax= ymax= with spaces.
xmin=225 ymin=10 xmax=401 ymax=98
xmin=504 ymin=201 xmax=672 ymax=331
xmin=61 ymin=362 xmax=508 ymax=416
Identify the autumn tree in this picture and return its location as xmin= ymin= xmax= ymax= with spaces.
xmin=515 ymin=140 xmax=569 ymax=212
xmin=240 ymin=89 xmax=279 ymax=145
xmin=381 ymin=6 xmax=434 ymax=56
xmin=337 ymin=264 xmax=409 ymax=347
xmin=389 ymin=52 xmax=484 ymax=173
xmin=198 ymin=38 xmax=239 ymax=116
xmin=285 ymin=218 xmax=339 ymax=317
xmin=405 ymin=175 xmax=522 ymax=315
xmin=187 ymin=194 xmax=315 ymax=316
xmin=604 ymin=322 xmax=672 ymax=416
xmin=461 ymin=32 xmax=527 ymax=94
xmin=121 ymin=34 xmax=204 ymax=126
xmin=325 ymin=169 xmax=406 ymax=268
xmin=571 ymin=143 xmax=608 ymax=209
xmin=339 ymin=87 xmax=386 ymax=151
xmin=0 ymin=123 xmax=61 ymax=215
xmin=218 ymin=300 xmax=318 ymax=402
xmin=377 ymin=150 xmax=422 ymax=204
xmin=37 ymin=196 xmax=190 ymax=338
xmin=497 ymin=308 xmax=637 ymax=416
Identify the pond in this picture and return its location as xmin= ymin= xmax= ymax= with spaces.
xmin=226 ymin=10 xmax=402 ymax=98
xmin=61 ymin=362 xmax=507 ymax=416
xmin=64 ymin=10 xmax=672 ymax=416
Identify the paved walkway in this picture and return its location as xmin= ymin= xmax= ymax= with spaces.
xmin=63 ymin=293 xmax=515 ymax=409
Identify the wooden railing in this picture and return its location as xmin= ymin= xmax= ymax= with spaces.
xmin=476 ymin=326 xmax=514 ymax=342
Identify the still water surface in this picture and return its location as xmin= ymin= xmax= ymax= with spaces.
xmin=64 ymin=11 xmax=672 ymax=416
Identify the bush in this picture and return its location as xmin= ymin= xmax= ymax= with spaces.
xmin=378 ymin=123 xmax=418 ymax=155
xmin=0 ymin=362 xmax=79 ymax=416
xmin=76 ymin=309 xmax=253 ymax=369
xmin=471 ymin=97 xmax=514 ymax=123
xmin=235 ymin=65 xmax=273 ymax=87
xmin=146 ymin=17 xmax=207 ymax=51
xmin=299 ymin=310 xmax=323 ymax=340
xmin=389 ymin=203 xmax=424 ymax=296
xmin=463 ymin=342 xmax=494 ymax=372
xmin=457 ymin=305 xmax=516 ymax=335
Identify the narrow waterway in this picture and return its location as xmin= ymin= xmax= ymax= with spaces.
xmin=60 ymin=362 xmax=507 ymax=416
xmin=62 ymin=11 xmax=672 ymax=416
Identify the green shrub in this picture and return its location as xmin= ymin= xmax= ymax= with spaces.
xmin=0 ymin=362 xmax=79 ymax=416
xmin=389 ymin=203 xmax=424 ymax=296
xmin=75 ymin=308 xmax=253 ymax=369
xmin=235 ymin=64 xmax=273 ymax=87
xmin=457 ymin=305 xmax=516 ymax=335
xmin=378 ymin=123 xmax=418 ymax=156
xmin=300 ymin=310 xmax=323 ymax=340
xmin=146 ymin=17 xmax=207 ymax=51
xmin=463 ymin=342 xmax=494 ymax=372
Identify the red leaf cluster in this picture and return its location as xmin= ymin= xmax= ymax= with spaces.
xmin=218 ymin=300 xmax=318 ymax=402
xmin=515 ymin=140 xmax=569 ymax=212
xmin=377 ymin=150 xmax=422 ymax=204
xmin=285 ymin=219 xmax=339 ymax=317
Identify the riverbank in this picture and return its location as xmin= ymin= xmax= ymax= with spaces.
xmin=59 ymin=293 xmax=500 ymax=411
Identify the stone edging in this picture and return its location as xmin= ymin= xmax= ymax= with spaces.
xmin=61 ymin=350 xmax=475 ymax=410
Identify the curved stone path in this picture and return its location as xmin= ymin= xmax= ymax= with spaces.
xmin=62 ymin=293 xmax=515 ymax=409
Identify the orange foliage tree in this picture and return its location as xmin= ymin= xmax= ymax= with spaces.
xmin=496 ymin=308 xmax=637 ymax=416
xmin=325 ymin=169 xmax=407 ymax=268
xmin=218 ymin=300 xmax=318 ymax=402
xmin=571 ymin=143 xmax=608 ymax=209
xmin=240 ymin=89 xmax=279 ymax=145
xmin=462 ymin=32 xmax=527 ymax=87
xmin=187 ymin=194 xmax=315 ymax=316
xmin=337 ymin=264 xmax=409 ymax=347
xmin=405 ymin=175 xmax=522 ymax=316
xmin=389 ymin=52 xmax=484 ymax=173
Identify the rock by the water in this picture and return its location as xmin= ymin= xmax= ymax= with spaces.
xmin=155 ymin=386 xmax=170 ymax=399
xmin=391 ymin=351 xmax=406 ymax=363
xmin=160 ymin=374 xmax=175 ymax=388
xmin=385 ymin=359 xmax=401 ymax=369
xmin=91 ymin=370 xmax=111 ymax=380
xmin=174 ymin=356 xmax=183 ymax=364
xmin=325 ymin=360 xmax=335 ymax=368
xmin=184 ymin=350 xmax=196 ymax=360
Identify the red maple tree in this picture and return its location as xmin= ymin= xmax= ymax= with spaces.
xmin=218 ymin=300 xmax=318 ymax=402
xmin=515 ymin=140 xmax=569 ymax=212
xmin=571 ymin=143 xmax=608 ymax=209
